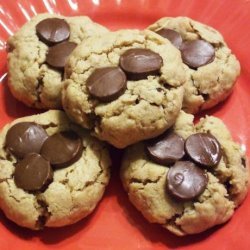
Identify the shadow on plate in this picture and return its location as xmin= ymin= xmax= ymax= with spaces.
xmin=116 ymin=189 xmax=227 ymax=248
xmin=0 ymin=206 xmax=98 ymax=244
xmin=0 ymin=203 xmax=103 ymax=245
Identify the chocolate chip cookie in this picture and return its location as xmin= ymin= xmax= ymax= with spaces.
xmin=0 ymin=110 xmax=111 ymax=230
xmin=63 ymin=29 xmax=186 ymax=148
xmin=7 ymin=13 xmax=108 ymax=109
xmin=121 ymin=111 xmax=249 ymax=235
xmin=148 ymin=17 xmax=241 ymax=114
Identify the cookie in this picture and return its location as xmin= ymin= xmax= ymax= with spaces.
xmin=7 ymin=13 xmax=108 ymax=109
xmin=121 ymin=111 xmax=249 ymax=235
xmin=0 ymin=110 xmax=111 ymax=230
xmin=62 ymin=29 xmax=186 ymax=148
xmin=148 ymin=17 xmax=241 ymax=114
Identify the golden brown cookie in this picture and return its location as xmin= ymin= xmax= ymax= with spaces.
xmin=0 ymin=110 xmax=111 ymax=230
xmin=121 ymin=111 xmax=249 ymax=236
xmin=7 ymin=13 xmax=108 ymax=109
xmin=63 ymin=29 xmax=186 ymax=148
xmin=148 ymin=17 xmax=241 ymax=114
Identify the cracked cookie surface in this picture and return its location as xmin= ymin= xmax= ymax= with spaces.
xmin=0 ymin=110 xmax=111 ymax=230
xmin=7 ymin=13 xmax=108 ymax=109
xmin=120 ymin=111 xmax=249 ymax=235
xmin=62 ymin=29 xmax=186 ymax=148
xmin=148 ymin=17 xmax=241 ymax=114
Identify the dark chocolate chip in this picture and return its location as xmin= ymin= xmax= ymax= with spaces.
xmin=87 ymin=67 xmax=127 ymax=102
xmin=14 ymin=153 xmax=53 ymax=192
xmin=180 ymin=40 xmax=215 ymax=69
xmin=46 ymin=41 xmax=77 ymax=70
xmin=224 ymin=180 xmax=232 ymax=190
xmin=156 ymin=28 xmax=183 ymax=49
xmin=156 ymin=87 xmax=164 ymax=92
xmin=241 ymin=157 xmax=246 ymax=168
xmin=5 ymin=122 xmax=48 ymax=159
xmin=119 ymin=48 xmax=163 ymax=80
xmin=166 ymin=161 xmax=208 ymax=201
xmin=40 ymin=131 xmax=83 ymax=169
xmin=146 ymin=131 xmax=185 ymax=165
xmin=36 ymin=18 xmax=70 ymax=45
xmin=185 ymin=133 xmax=222 ymax=167
xmin=201 ymin=93 xmax=210 ymax=101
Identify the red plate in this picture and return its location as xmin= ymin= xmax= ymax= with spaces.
xmin=0 ymin=0 xmax=250 ymax=249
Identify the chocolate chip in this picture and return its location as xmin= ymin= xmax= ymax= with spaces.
xmin=146 ymin=131 xmax=185 ymax=165
xmin=185 ymin=133 xmax=222 ymax=167
xmin=241 ymin=157 xmax=246 ymax=168
xmin=166 ymin=161 xmax=208 ymax=201
xmin=156 ymin=87 xmax=164 ymax=92
xmin=40 ymin=131 xmax=83 ymax=169
xmin=180 ymin=40 xmax=215 ymax=69
xmin=224 ymin=180 xmax=232 ymax=190
xmin=119 ymin=48 xmax=163 ymax=80
xmin=36 ymin=18 xmax=70 ymax=45
xmin=5 ymin=122 xmax=48 ymax=159
xmin=46 ymin=41 xmax=77 ymax=70
xmin=87 ymin=67 xmax=127 ymax=102
xmin=201 ymin=93 xmax=210 ymax=101
xmin=14 ymin=153 xmax=53 ymax=192
xmin=156 ymin=28 xmax=182 ymax=49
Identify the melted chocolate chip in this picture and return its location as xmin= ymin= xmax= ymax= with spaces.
xmin=185 ymin=133 xmax=222 ymax=167
xmin=166 ymin=161 xmax=208 ymax=201
xmin=119 ymin=48 xmax=163 ymax=80
xmin=87 ymin=67 xmax=127 ymax=102
xmin=40 ymin=131 xmax=83 ymax=168
xmin=180 ymin=40 xmax=215 ymax=69
xmin=156 ymin=28 xmax=183 ymax=49
xmin=46 ymin=41 xmax=77 ymax=70
xmin=14 ymin=153 xmax=53 ymax=192
xmin=201 ymin=93 xmax=210 ymax=101
xmin=36 ymin=18 xmax=70 ymax=45
xmin=156 ymin=87 xmax=164 ymax=92
xmin=241 ymin=157 xmax=246 ymax=168
xmin=5 ymin=122 xmax=48 ymax=159
xmin=146 ymin=131 xmax=185 ymax=165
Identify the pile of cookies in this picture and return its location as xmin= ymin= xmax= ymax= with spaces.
xmin=0 ymin=13 xmax=248 ymax=236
